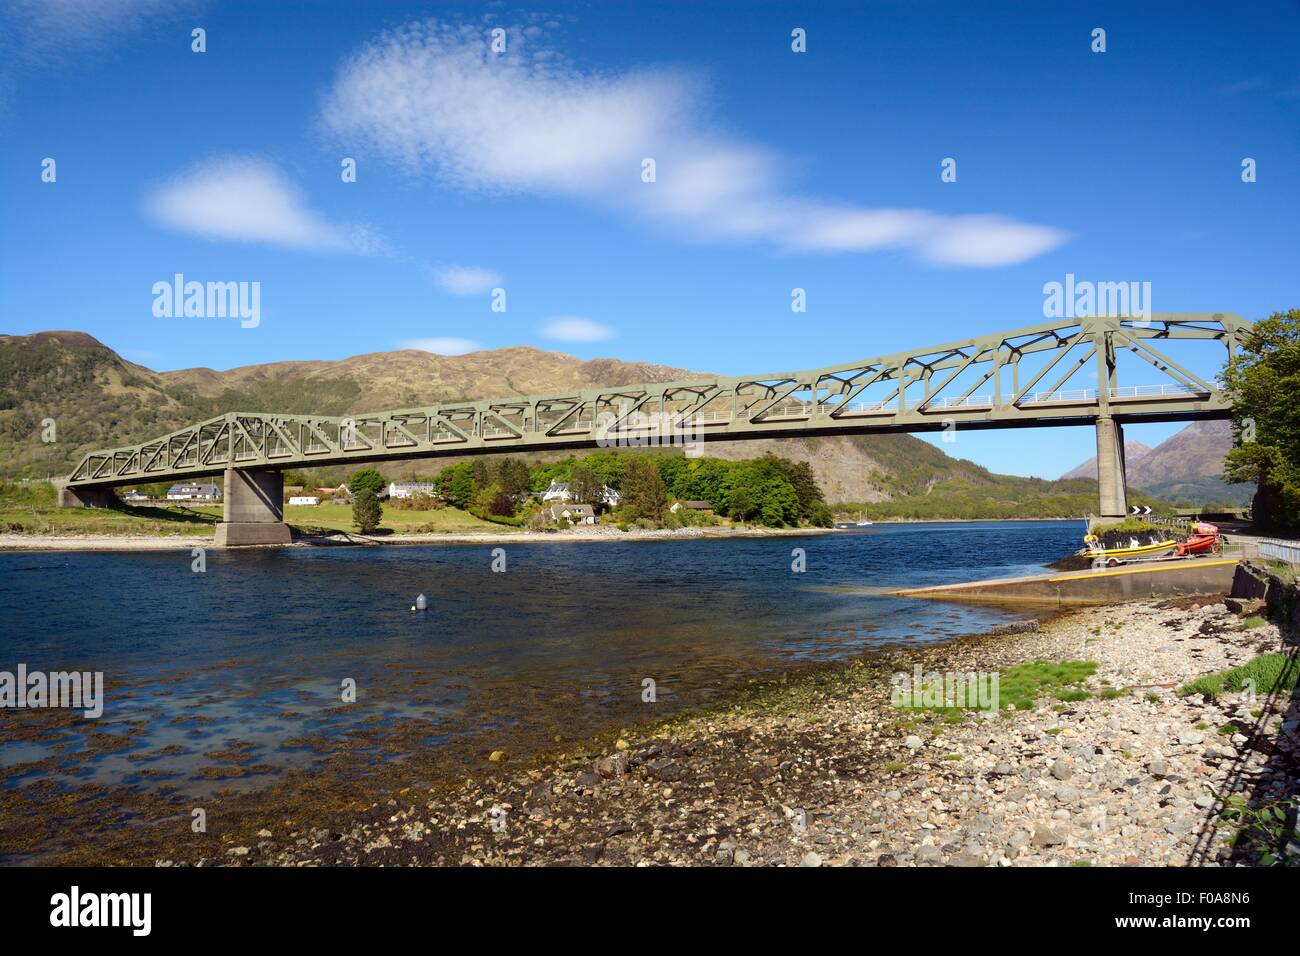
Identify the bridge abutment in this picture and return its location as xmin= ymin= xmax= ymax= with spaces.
xmin=54 ymin=480 xmax=119 ymax=509
xmin=1095 ymin=416 xmax=1128 ymax=519
xmin=214 ymin=468 xmax=291 ymax=547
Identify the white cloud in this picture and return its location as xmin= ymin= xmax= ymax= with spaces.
xmin=400 ymin=337 xmax=483 ymax=355
xmin=145 ymin=157 xmax=383 ymax=254
xmin=431 ymin=264 xmax=503 ymax=295
xmin=321 ymin=19 xmax=1067 ymax=267
xmin=540 ymin=316 xmax=615 ymax=342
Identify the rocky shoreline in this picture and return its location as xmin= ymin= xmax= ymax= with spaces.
xmin=170 ymin=592 xmax=1297 ymax=868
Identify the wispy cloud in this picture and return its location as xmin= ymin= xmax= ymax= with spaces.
xmin=145 ymin=157 xmax=384 ymax=254
xmin=2 ymin=0 xmax=196 ymax=61
xmin=400 ymin=337 xmax=483 ymax=355
xmin=431 ymin=264 xmax=503 ymax=295
xmin=321 ymin=19 xmax=1067 ymax=267
xmin=0 ymin=0 xmax=199 ymax=114
xmin=540 ymin=316 xmax=615 ymax=342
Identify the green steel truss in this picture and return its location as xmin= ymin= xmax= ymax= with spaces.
xmin=68 ymin=313 xmax=1251 ymax=487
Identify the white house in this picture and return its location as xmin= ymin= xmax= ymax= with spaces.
xmin=545 ymin=503 xmax=596 ymax=524
xmin=121 ymin=490 xmax=149 ymax=503
xmin=288 ymin=495 xmax=320 ymax=506
xmin=166 ymin=483 xmax=221 ymax=501
xmin=387 ymin=481 xmax=436 ymax=499
xmin=540 ymin=480 xmax=570 ymax=502
xmin=541 ymin=480 xmax=620 ymax=508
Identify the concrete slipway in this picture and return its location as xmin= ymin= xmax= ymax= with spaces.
xmin=891 ymin=558 xmax=1239 ymax=606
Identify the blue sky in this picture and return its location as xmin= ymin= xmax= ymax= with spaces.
xmin=1 ymin=0 xmax=1297 ymax=478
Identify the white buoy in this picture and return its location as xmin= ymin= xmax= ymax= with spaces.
xmin=415 ymin=593 xmax=427 ymax=611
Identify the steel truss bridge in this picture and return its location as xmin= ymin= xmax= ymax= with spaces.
xmin=67 ymin=313 xmax=1251 ymax=518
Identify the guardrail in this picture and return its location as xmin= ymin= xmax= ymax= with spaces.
xmin=1259 ymin=539 xmax=1300 ymax=565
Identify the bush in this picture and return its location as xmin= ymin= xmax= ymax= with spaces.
xmin=352 ymin=489 xmax=382 ymax=533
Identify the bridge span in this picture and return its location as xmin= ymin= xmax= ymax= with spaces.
xmin=62 ymin=313 xmax=1251 ymax=545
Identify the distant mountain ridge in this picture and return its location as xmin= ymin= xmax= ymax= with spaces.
xmin=1059 ymin=419 xmax=1252 ymax=506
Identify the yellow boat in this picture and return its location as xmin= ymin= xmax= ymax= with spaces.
xmin=1081 ymin=534 xmax=1178 ymax=561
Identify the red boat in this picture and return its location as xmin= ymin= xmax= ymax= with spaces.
xmin=1174 ymin=522 xmax=1222 ymax=556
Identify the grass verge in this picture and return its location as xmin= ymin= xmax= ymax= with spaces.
xmin=1177 ymin=652 xmax=1300 ymax=700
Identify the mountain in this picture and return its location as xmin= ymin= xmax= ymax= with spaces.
xmin=1058 ymin=419 xmax=1253 ymax=507
xmin=1060 ymin=440 xmax=1154 ymax=480
xmin=0 ymin=330 xmax=1145 ymax=514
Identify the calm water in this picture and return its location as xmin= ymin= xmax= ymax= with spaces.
xmin=0 ymin=521 xmax=1082 ymax=801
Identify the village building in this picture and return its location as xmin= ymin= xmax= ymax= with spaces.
xmin=165 ymin=483 xmax=221 ymax=501
xmin=544 ymin=502 xmax=596 ymax=524
xmin=387 ymin=481 xmax=436 ymax=499
xmin=540 ymin=480 xmax=620 ymax=509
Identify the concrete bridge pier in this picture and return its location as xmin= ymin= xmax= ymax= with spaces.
xmin=1095 ymin=416 xmax=1129 ymax=519
xmin=214 ymin=468 xmax=291 ymax=547
xmin=54 ymin=479 xmax=118 ymax=509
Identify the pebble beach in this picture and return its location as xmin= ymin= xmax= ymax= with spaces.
xmin=178 ymin=592 xmax=1298 ymax=868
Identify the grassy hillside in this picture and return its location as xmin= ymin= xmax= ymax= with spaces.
xmin=836 ymin=476 xmax=1171 ymax=521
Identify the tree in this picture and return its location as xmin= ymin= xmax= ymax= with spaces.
xmin=620 ymin=456 xmax=667 ymax=521
xmin=764 ymin=455 xmax=825 ymax=521
xmin=496 ymin=457 xmax=532 ymax=498
xmin=567 ymin=465 xmax=600 ymax=504
xmin=1221 ymin=309 xmax=1300 ymax=530
xmin=352 ymin=489 xmax=382 ymax=533
xmin=349 ymin=467 xmax=386 ymax=498
xmin=436 ymin=462 xmax=476 ymax=509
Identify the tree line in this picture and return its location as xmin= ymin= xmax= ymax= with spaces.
xmin=342 ymin=450 xmax=833 ymax=532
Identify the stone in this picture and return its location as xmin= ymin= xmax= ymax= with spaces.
xmin=1032 ymin=827 xmax=1065 ymax=848
xmin=596 ymin=753 xmax=628 ymax=777
xmin=1050 ymin=759 xmax=1073 ymax=781
xmin=1178 ymin=731 xmax=1206 ymax=746
xmin=799 ymin=852 xmax=823 ymax=867
xmin=914 ymin=845 xmax=943 ymax=864
xmin=905 ymin=735 xmax=923 ymax=749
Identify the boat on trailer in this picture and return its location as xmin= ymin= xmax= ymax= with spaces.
xmin=1080 ymin=521 xmax=1223 ymax=566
